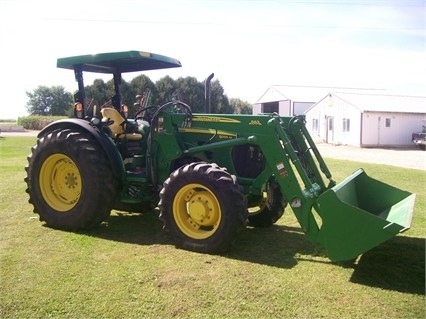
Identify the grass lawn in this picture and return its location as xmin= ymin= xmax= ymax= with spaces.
xmin=1 ymin=136 xmax=425 ymax=318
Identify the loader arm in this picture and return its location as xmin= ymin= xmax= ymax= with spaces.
xmin=256 ymin=115 xmax=330 ymax=242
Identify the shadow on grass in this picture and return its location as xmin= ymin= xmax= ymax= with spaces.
xmin=225 ymin=224 xmax=322 ymax=269
xmin=229 ymin=226 xmax=425 ymax=294
xmin=78 ymin=212 xmax=321 ymax=269
xmin=349 ymin=236 xmax=425 ymax=295
xmin=77 ymin=211 xmax=170 ymax=246
xmin=76 ymin=212 xmax=425 ymax=294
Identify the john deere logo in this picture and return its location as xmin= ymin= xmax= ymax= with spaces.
xmin=249 ymin=120 xmax=262 ymax=126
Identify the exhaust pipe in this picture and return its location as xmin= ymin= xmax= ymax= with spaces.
xmin=204 ymin=73 xmax=214 ymax=113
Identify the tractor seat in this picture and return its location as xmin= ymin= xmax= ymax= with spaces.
xmin=101 ymin=108 xmax=142 ymax=141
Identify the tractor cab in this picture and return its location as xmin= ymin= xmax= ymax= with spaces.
xmin=57 ymin=50 xmax=181 ymax=120
xmin=56 ymin=50 xmax=182 ymax=163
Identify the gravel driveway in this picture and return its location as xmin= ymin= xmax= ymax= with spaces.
xmin=2 ymin=130 xmax=425 ymax=170
xmin=316 ymin=142 xmax=425 ymax=171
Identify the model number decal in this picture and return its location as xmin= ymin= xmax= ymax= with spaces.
xmin=249 ymin=120 xmax=262 ymax=125
xmin=192 ymin=116 xmax=240 ymax=124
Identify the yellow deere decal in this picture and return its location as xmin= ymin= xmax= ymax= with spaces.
xmin=192 ymin=116 xmax=241 ymax=124
xmin=179 ymin=127 xmax=237 ymax=139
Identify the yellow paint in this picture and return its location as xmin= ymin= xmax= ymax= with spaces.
xmin=173 ymin=183 xmax=221 ymax=239
xmin=39 ymin=154 xmax=81 ymax=212
xmin=178 ymin=127 xmax=236 ymax=138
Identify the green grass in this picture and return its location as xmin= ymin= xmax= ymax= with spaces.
xmin=0 ymin=120 xmax=17 ymax=123
xmin=1 ymin=136 xmax=425 ymax=318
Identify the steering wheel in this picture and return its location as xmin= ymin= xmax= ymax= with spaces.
xmin=135 ymin=105 xmax=158 ymax=123
xmin=153 ymin=100 xmax=192 ymax=118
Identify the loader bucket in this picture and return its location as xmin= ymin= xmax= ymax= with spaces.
xmin=316 ymin=169 xmax=415 ymax=261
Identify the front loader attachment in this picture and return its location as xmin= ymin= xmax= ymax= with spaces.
xmin=265 ymin=115 xmax=416 ymax=262
xmin=316 ymin=169 xmax=415 ymax=261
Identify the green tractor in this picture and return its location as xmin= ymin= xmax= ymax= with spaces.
xmin=25 ymin=51 xmax=416 ymax=261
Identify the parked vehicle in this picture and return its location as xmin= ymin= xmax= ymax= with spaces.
xmin=25 ymin=51 xmax=415 ymax=261
xmin=412 ymin=120 xmax=426 ymax=150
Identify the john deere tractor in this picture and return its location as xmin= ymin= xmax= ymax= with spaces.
xmin=25 ymin=51 xmax=416 ymax=261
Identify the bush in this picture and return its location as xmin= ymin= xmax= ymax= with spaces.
xmin=17 ymin=116 xmax=67 ymax=130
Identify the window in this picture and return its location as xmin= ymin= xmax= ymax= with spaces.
xmin=343 ymin=118 xmax=350 ymax=132
xmin=385 ymin=118 xmax=391 ymax=127
xmin=262 ymin=102 xmax=279 ymax=113
xmin=312 ymin=118 xmax=319 ymax=131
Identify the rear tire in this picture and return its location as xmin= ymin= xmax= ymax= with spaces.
xmin=25 ymin=128 xmax=117 ymax=230
xmin=159 ymin=162 xmax=247 ymax=253
xmin=247 ymin=182 xmax=286 ymax=227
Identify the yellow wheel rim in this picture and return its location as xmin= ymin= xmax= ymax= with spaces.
xmin=39 ymin=154 xmax=81 ymax=212
xmin=248 ymin=192 xmax=267 ymax=215
xmin=173 ymin=183 xmax=221 ymax=240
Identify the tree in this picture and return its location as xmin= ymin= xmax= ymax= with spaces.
xmin=130 ymin=74 xmax=156 ymax=100
xmin=26 ymin=85 xmax=73 ymax=116
xmin=128 ymin=75 xmax=157 ymax=117
xmin=209 ymin=80 xmax=232 ymax=114
xmin=229 ymin=98 xmax=252 ymax=114
xmin=59 ymin=73 xmax=246 ymax=118
xmin=175 ymin=76 xmax=205 ymax=112
xmin=155 ymin=76 xmax=177 ymax=105
xmin=84 ymin=79 xmax=112 ymax=108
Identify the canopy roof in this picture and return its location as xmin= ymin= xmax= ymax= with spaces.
xmin=57 ymin=50 xmax=182 ymax=73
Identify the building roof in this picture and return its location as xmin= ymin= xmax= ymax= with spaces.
xmin=256 ymin=85 xmax=384 ymax=104
xmin=332 ymin=92 xmax=426 ymax=114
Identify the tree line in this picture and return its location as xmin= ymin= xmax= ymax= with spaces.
xmin=25 ymin=75 xmax=252 ymax=117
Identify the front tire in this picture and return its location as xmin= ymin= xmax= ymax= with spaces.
xmin=159 ymin=162 xmax=247 ymax=253
xmin=25 ymin=128 xmax=117 ymax=230
xmin=247 ymin=182 xmax=286 ymax=227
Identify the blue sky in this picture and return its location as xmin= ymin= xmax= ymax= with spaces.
xmin=0 ymin=0 xmax=425 ymax=119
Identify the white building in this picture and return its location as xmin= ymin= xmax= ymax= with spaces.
xmin=252 ymin=85 xmax=385 ymax=116
xmin=305 ymin=92 xmax=426 ymax=148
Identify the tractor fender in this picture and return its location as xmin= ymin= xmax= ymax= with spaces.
xmin=38 ymin=119 xmax=125 ymax=180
